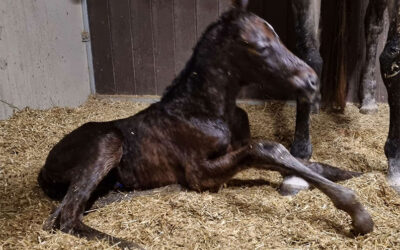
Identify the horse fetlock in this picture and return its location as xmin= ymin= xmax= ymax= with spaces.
xmin=387 ymin=170 xmax=400 ymax=193
xmin=384 ymin=139 xmax=400 ymax=159
xmin=360 ymin=94 xmax=378 ymax=114
xmin=290 ymin=138 xmax=312 ymax=160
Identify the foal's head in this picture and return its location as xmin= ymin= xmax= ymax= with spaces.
xmin=206 ymin=0 xmax=319 ymax=103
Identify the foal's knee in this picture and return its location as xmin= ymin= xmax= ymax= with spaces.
xmin=331 ymin=188 xmax=357 ymax=210
xmin=252 ymin=141 xmax=291 ymax=161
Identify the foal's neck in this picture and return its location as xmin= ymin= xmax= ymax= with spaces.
xmin=161 ymin=53 xmax=241 ymax=117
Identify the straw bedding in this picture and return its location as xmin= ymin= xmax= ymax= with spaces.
xmin=1 ymin=96 xmax=399 ymax=249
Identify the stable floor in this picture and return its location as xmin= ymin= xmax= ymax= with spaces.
xmin=1 ymin=97 xmax=399 ymax=249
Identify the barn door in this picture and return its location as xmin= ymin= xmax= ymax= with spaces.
xmin=87 ymin=0 xmax=293 ymax=98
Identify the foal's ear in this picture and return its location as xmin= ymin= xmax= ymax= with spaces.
xmin=232 ymin=0 xmax=249 ymax=10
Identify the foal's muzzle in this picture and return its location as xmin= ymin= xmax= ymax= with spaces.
xmin=291 ymin=70 xmax=320 ymax=104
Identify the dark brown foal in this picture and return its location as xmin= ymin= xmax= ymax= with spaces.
xmin=38 ymin=1 xmax=373 ymax=248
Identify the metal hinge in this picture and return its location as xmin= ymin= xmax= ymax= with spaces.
xmin=81 ymin=31 xmax=90 ymax=42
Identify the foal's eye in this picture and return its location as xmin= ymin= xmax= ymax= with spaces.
xmin=257 ymin=46 xmax=268 ymax=53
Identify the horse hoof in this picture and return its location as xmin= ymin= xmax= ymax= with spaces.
xmin=279 ymin=176 xmax=310 ymax=196
xmin=360 ymin=100 xmax=378 ymax=114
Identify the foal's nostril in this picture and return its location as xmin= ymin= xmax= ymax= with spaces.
xmin=307 ymin=73 xmax=318 ymax=90
xmin=308 ymin=79 xmax=317 ymax=90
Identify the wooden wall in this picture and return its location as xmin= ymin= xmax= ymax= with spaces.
xmin=320 ymin=0 xmax=388 ymax=108
xmin=88 ymin=0 xmax=389 ymax=104
xmin=88 ymin=0 xmax=231 ymax=95
xmin=0 ymin=0 xmax=91 ymax=120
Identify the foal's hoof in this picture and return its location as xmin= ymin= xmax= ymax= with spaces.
xmin=290 ymin=139 xmax=312 ymax=160
xmin=279 ymin=176 xmax=310 ymax=196
xmin=351 ymin=211 xmax=374 ymax=236
xmin=43 ymin=206 xmax=62 ymax=231
xmin=117 ymin=240 xmax=145 ymax=250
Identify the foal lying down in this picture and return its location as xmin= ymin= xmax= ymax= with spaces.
xmin=38 ymin=1 xmax=373 ymax=248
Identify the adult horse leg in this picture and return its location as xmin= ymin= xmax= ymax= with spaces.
xmin=290 ymin=0 xmax=322 ymax=159
xmin=282 ymin=0 xmax=323 ymax=195
xmin=360 ymin=0 xmax=388 ymax=114
xmin=380 ymin=0 xmax=400 ymax=193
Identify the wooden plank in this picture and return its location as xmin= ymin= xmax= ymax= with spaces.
xmin=196 ymin=0 xmax=219 ymax=38
xmin=260 ymin=0 xmax=289 ymax=44
xmin=345 ymin=0 xmax=367 ymax=103
xmin=108 ymin=0 xmax=135 ymax=94
xmin=320 ymin=0 xmax=349 ymax=109
xmin=87 ymin=0 xmax=115 ymax=94
xmin=219 ymin=0 xmax=232 ymax=15
xmin=152 ymin=0 xmax=175 ymax=95
xmin=174 ymin=0 xmax=196 ymax=75
xmin=131 ymin=0 xmax=156 ymax=94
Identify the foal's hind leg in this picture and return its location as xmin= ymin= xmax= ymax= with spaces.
xmin=43 ymin=132 xmax=141 ymax=249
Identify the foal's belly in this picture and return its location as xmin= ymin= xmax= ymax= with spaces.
xmin=116 ymin=140 xmax=184 ymax=190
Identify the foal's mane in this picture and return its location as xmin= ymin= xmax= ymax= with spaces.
xmin=160 ymin=8 xmax=246 ymax=103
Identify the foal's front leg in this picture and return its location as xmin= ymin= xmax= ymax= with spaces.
xmin=196 ymin=142 xmax=373 ymax=235
xmin=248 ymin=141 xmax=374 ymax=235
xmin=282 ymin=102 xmax=313 ymax=196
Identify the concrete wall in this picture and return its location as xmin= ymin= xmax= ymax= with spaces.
xmin=0 ymin=0 xmax=90 ymax=120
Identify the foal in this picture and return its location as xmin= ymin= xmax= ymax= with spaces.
xmin=38 ymin=1 xmax=373 ymax=248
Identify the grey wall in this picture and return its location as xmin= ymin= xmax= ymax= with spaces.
xmin=0 ymin=0 xmax=91 ymax=120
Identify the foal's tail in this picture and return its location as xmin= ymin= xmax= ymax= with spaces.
xmin=300 ymin=160 xmax=362 ymax=182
